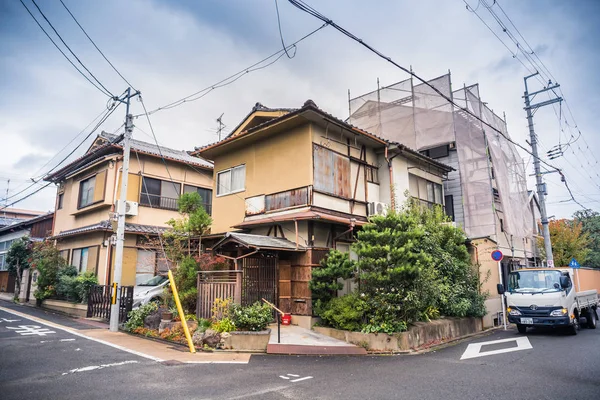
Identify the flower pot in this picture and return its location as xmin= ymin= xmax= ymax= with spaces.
xmin=161 ymin=312 xmax=173 ymax=321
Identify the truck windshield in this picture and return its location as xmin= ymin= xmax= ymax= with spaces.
xmin=508 ymin=270 xmax=562 ymax=293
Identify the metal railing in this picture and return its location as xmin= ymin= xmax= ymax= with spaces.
xmin=140 ymin=193 xmax=212 ymax=214
xmin=262 ymin=298 xmax=284 ymax=344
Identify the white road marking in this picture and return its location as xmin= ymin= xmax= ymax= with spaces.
xmin=1 ymin=318 xmax=21 ymax=322
xmin=460 ymin=337 xmax=533 ymax=360
xmin=279 ymin=375 xmax=290 ymax=380
xmin=0 ymin=306 xmax=163 ymax=362
xmin=290 ymin=376 xmax=313 ymax=383
xmin=60 ymin=338 xmax=76 ymax=342
xmin=61 ymin=360 xmax=138 ymax=375
xmin=7 ymin=325 xmax=56 ymax=336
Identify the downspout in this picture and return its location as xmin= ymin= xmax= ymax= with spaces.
xmin=294 ymin=220 xmax=299 ymax=250
xmin=333 ymin=219 xmax=356 ymax=247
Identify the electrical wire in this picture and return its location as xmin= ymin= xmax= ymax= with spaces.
xmin=58 ymin=0 xmax=137 ymax=91
xmin=0 ymin=103 xmax=121 ymax=204
xmin=135 ymin=22 xmax=328 ymax=117
xmin=29 ymin=0 xmax=115 ymax=97
xmin=274 ymin=0 xmax=296 ymax=59
xmin=18 ymin=0 xmax=111 ymax=97
xmin=286 ymin=0 xmax=591 ymax=209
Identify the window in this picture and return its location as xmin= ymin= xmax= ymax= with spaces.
xmin=71 ymin=246 xmax=99 ymax=274
xmin=78 ymin=176 xmax=96 ymax=208
xmin=313 ymin=145 xmax=351 ymax=198
xmin=444 ymin=195 xmax=455 ymax=221
xmin=408 ymin=173 xmax=443 ymax=207
xmin=0 ymin=254 xmax=6 ymax=271
xmin=421 ymin=144 xmax=449 ymax=159
xmin=217 ymin=165 xmax=246 ymax=196
xmin=136 ymin=249 xmax=156 ymax=285
xmin=365 ymin=166 xmax=379 ymax=184
xmin=183 ymin=185 xmax=213 ymax=214
xmin=140 ymin=177 xmax=181 ymax=210
xmin=57 ymin=193 xmax=64 ymax=210
xmin=59 ymin=250 xmax=69 ymax=262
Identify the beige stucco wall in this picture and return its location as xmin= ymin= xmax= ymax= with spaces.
xmin=210 ymin=125 xmax=313 ymax=233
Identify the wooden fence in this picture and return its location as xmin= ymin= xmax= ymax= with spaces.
xmin=196 ymin=271 xmax=241 ymax=320
xmin=87 ymin=285 xmax=134 ymax=323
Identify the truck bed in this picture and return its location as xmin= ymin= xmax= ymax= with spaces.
xmin=575 ymin=289 xmax=599 ymax=309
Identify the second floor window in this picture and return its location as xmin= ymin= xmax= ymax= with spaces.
xmin=183 ymin=185 xmax=212 ymax=214
xmin=217 ymin=165 xmax=245 ymax=196
xmin=57 ymin=193 xmax=64 ymax=210
xmin=140 ymin=177 xmax=181 ymax=211
xmin=79 ymin=176 xmax=96 ymax=208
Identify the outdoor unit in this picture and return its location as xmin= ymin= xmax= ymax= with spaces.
xmin=116 ymin=200 xmax=139 ymax=216
xmin=368 ymin=201 xmax=389 ymax=217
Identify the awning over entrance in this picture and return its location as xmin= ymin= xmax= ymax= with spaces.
xmin=211 ymin=232 xmax=306 ymax=252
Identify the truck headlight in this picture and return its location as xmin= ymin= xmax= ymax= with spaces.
xmin=550 ymin=308 xmax=568 ymax=316
xmin=507 ymin=307 xmax=521 ymax=316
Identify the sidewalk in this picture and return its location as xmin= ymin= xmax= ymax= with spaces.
xmin=267 ymin=323 xmax=366 ymax=355
xmin=0 ymin=302 xmax=250 ymax=364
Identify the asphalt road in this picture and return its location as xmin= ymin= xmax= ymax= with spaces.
xmin=1 ymin=302 xmax=599 ymax=400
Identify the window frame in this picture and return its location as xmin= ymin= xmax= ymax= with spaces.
xmin=365 ymin=165 xmax=379 ymax=184
xmin=57 ymin=192 xmax=64 ymax=210
xmin=139 ymin=176 xmax=182 ymax=210
xmin=216 ymin=164 xmax=246 ymax=197
xmin=78 ymin=175 xmax=97 ymax=209
xmin=183 ymin=184 xmax=213 ymax=214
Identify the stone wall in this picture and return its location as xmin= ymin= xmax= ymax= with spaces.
xmin=314 ymin=317 xmax=483 ymax=352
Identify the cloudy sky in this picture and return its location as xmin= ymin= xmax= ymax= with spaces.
xmin=1 ymin=0 xmax=599 ymax=218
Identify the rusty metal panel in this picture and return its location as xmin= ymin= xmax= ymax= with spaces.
xmin=265 ymin=187 xmax=308 ymax=211
xmin=245 ymin=195 xmax=265 ymax=216
xmin=313 ymin=144 xmax=351 ymax=198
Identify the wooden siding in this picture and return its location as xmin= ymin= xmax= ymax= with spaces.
xmin=265 ymin=187 xmax=309 ymax=212
xmin=30 ymin=217 xmax=54 ymax=239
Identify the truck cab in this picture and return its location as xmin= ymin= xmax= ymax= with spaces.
xmin=500 ymin=268 xmax=598 ymax=335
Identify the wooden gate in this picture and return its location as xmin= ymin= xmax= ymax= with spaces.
xmin=196 ymin=271 xmax=241 ymax=320
xmin=242 ymin=257 xmax=277 ymax=308
xmin=87 ymin=285 xmax=134 ymax=323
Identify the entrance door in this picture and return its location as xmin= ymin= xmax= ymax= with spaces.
xmin=241 ymin=257 xmax=277 ymax=308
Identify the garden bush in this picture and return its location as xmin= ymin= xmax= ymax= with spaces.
xmin=211 ymin=317 xmax=235 ymax=333
xmin=75 ymin=272 xmax=98 ymax=303
xmin=56 ymin=266 xmax=79 ymax=301
xmin=31 ymin=242 xmax=67 ymax=303
xmin=125 ymin=302 xmax=158 ymax=332
xmin=319 ymin=292 xmax=367 ymax=332
xmin=230 ymin=302 xmax=272 ymax=331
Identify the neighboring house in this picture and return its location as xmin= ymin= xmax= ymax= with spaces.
xmin=194 ymin=100 xmax=451 ymax=326
xmin=0 ymin=212 xmax=54 ymax=294
xmin=44 ymin=132 xmax=213 ymax=287
xmin=349 ymin=73 xmax=537 ymax=327
xmin=0 ymin=207 xmax=46 ymax=228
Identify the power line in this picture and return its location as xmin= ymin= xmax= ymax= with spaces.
xmin=58 ymin=0 xmax=137 ymax=90
xmin=18 ymin=0 xmax=111 ymax=97
xmin=286 ymin=0 xmax=591 ymax=210
xmin=274 ymin=0 xmax=296 ymax=59
xmin=0 ymin=103 xmax=121 ymax=204
xmin=29 ymin=0 xmax=115 ymax=97
xmin=135 ymin=22 xmax=328 ymax=117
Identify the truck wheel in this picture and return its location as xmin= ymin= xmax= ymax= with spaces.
xmin=517 ymin=324 xmax=527 ymax=334
xmin=568 ymin=317 xmax=579 ymax=335
xmin=587 ymin=309 xmax=597 ymax=329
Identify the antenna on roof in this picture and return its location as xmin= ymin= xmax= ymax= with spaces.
xmin=216 ymin=113 xmax=226 ymax=141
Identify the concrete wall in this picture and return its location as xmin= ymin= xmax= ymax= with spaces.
xmin=42 ymin=299 xmax=88 ymax=318
xmin=314 ymin=317 xmax=483 ymax=352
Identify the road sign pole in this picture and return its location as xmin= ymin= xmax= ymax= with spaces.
xmin=497 ymin=260 xmax=507 ymax=331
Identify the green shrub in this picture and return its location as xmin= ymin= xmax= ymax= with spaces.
xmin=125 ymin=302 xmax=158 ymax=332
xmin=230 ymin=302 xmax=273 ymax=331
xmin=310 ymin=250 xmax=355 ymax=315
xmin=75 ymin=272 xmax=98 ymax=303
xmin=56 ymin=266 xmax=79 ymax=301
xmin=196 ymin=318 xmax=212 ymax=334
xmin=211 ymin=317 xmax=235 ymax=333
xmin=319 ymin=293 xmax=367 ymax=332
xmin=32 ymin=242 xmax=67 ymax=303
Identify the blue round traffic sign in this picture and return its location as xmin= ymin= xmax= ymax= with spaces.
xmin=491 ymin=250 xmax=503 ymax=262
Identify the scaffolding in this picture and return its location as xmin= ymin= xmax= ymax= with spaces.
xmin=348 ymin=73 xmax=533 ymax=243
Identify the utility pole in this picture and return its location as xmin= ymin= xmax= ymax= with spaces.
xmin=523 ymin=72 xmax=562 ymax=267
xmin=109 ymin=87 xmax=139 ymax=332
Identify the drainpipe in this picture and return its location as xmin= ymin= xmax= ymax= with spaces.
xmin=294 ymin=220 xmax=299 ymax=250
xmin=333 ymin=219 xmax=356 ymax=247
xmin=384 ymin=145 xmax=400 ymax=211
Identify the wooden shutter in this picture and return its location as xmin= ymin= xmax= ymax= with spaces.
xmin=87 ymin=246 xmax=100 ymax=274
xmin=93 ymin=170 xmax=107 ymax=203
xmin=126 ymin=173 xmax=141 ymax=202
xmin=313 ymin=145 xmax=351 ymax=198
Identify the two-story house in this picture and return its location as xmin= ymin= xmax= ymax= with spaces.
xmin=194 ymin=100 xmax=451 ymax=326
xmin=44 ymin=132 xmax=213 ymax=287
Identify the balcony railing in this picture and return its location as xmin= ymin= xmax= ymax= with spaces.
xmin=140 ymin=193 xmax=211 ymax=214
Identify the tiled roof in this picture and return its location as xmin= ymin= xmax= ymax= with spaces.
xmin=100 ymin=132 xmax=212 ymax=169
xmin=53 ymin=220 xmax=169 ymax=239
xmin=0 ymin=212 xmax=54 ymax=234
xmin=217 ymin=232 xmax=305 ymax=251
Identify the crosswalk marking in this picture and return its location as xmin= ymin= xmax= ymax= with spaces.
xmin=7 ymin=325 xmax=56 ymax=336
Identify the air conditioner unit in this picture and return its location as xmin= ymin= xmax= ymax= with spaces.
xmin=116 ymin=201 xmax=139 ymax=216
xmin=368 ymin=201 xmax=389 ymax=217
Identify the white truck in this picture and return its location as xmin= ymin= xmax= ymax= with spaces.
xmin=497 ymin=268 xmax=599 ymax=335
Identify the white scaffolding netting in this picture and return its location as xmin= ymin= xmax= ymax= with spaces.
xmin=348 ymin=73 xmax=533 ymax=241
